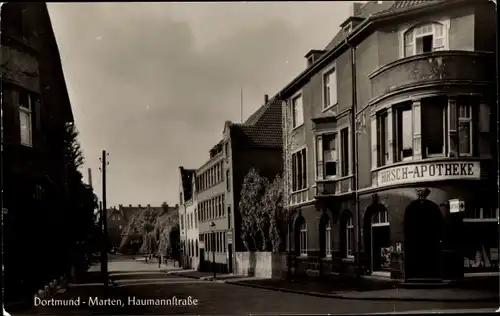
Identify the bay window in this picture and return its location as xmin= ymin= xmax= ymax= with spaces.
xmin=374 ymin=95 xmax=479 ymax=167
xmin=316 ymin=134 xmax=337 ymax=180
xmin=292 ymin=94 xmax=304 ymax=128
xmin=292 ymin=148 xmax=307 ymax=191
xmin=404 ymin=22 xmax=446 ymax=57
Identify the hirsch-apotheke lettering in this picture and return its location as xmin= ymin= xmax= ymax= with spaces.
xmin=377 ymin=161 xmax=480 ymax=187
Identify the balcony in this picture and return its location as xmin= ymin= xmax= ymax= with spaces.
xmin=315 ymin=176 xmax=353 ymax=198
xmin=369 ymin=51 xmax=495 ymax=102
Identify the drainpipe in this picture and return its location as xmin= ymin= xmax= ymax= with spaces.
xmin=345 ymin=38 xmax=361 ymax=280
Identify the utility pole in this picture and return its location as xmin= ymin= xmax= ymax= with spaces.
xmin=99 ymin=150 xmax=109 ymax=287
xmin=88 ymin=168 xmax=93 ymax=189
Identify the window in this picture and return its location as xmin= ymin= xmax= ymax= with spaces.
xmin=299 ymin=221 xmax=307 ymax=256
xmin=118 ymin=225 xmax=123 ymax=230
xmin=316 ymin=134 xmax=337 ymax=179
xmin=19 ymin=91 xmax=33 ymax=147
xmin=404 ymin=22 xmax=445 ymax=57
xmin=376 ymin=111 xmax=389 ymax=166
xmin=226 ymin=169 xmax=231 ymax=191
xmin=195 ymin=241 xmax=199 ymax=257
xmin=194 ymin=210 xmax=198 ymax=228
xmin=323 ymin=68 xmax=337 ymax=109
xmin=458 ymin=103 xmax=473 ymax=156
xmin=228 ymin=206 xmax=232 ymax=229
xmin=225 ymin=142 xmax=229 ymax=156
xmin=292 ymin=148 xmax=307 ymax=191
xmin=180 ymin=215 xmax=184 ymax=230
xmin=346 ymin=216 xmax=354 ymax=258
xmin=190 ymin=213 xmax=194 ymax=228
xmin=325 ymin=220 xmax=332 ymax=258
xmin=464 ymin=208 xmax=499 ymax=223
xmin=222 ymin=196 xmax=225 ymax=216
xmin=395 ymin=104 xmax=413 ymax=162
xmin=340 ymin=128 xmax=349 ymax=176
xmin=372 ymin=209 xmax=389 ymax=226
xmin=422 ymin=97 xmax=446 ymax=157
xmin=291 ymin=94 xmax=304 ymax=128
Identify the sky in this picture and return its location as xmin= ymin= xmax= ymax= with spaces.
xmin=47 ymin=1 xmax=356 ymax=208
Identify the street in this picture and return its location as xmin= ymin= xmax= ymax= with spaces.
xmin=14 ymin=259 xmax=499 ymax=315
xmin=110 ymin=272 xmax=498 ymax=315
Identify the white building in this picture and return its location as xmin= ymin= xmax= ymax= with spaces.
xmin=179 ymin=166 xmax=199 ymax=270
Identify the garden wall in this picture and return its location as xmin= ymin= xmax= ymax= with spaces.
xmin=235 ymin=252 xmax=287 ymax=278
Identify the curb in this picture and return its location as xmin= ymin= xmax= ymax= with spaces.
xmin=167 ymin=272 xmax=204 ymax=280
xmin=225 ymin=281 xmax=499 ymax=303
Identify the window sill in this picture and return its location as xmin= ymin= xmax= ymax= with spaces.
xmin=342 ymin=257 xmax=355 ymax=263
xmin=291 ymin=188 xmax=308 ymax=194
xmin=321 ymin=103 xmax=338 ymax=113
xmin=317 ymin=174 xmax=353 ymax=183
xmin=321 ymin=256 xmax=333 ymax=261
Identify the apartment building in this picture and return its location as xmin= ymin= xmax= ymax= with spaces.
xmin=281 ymin=0 xmax=497 ymax=282
xmin=189 ymin=94 xmax=283 ymax=274
xmin=178 ymin=167 xmax=199 ymax=269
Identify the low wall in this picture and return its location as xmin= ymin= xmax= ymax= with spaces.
xmin=235 ymin=252 xmax=287 ymax=278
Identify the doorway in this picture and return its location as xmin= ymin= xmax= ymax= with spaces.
xmin=404 ymin=200 xmax=443 ymax=280
xmin=371 ymin=209 xmax=391 ymax=273
xmin=228 ymin=244 xmax=233 ymax=273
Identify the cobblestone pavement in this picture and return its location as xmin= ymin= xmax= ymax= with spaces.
xmin=12 ymin=265 xmax=499 ymax=315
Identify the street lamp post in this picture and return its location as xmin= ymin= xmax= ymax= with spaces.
xmin=209 ymin=222 xmax=216 ymax=280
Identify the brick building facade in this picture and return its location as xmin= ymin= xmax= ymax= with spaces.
xmin=281 ymin=0 xmax=497 ymax=282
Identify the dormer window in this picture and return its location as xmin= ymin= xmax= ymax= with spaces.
xmin=343 ymin=23 xmax=352 ymax=36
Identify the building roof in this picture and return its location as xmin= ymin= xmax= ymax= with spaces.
xmin=180 ymin=167 xmax=196 ymax=202
xmin=279 ymin=0 xmax=460 ymax=99
xmin=230 ymin=97 xmax=282 ymax=148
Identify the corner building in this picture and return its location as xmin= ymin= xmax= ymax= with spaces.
xmin=281 ymin=0 xmax=497 ymax=283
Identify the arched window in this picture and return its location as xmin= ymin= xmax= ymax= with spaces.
xmin=346 ymin=216 xmax=354 ymax=258
xmin=403 ymin=22 xmax=446 ymax=57
xmin=299 ymin=221 xmax=308 ymax=256
xmin=325 ymin=219 xmax=332 ymax=258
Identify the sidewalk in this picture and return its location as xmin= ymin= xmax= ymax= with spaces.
xmin=225 ymin=277 xmax=499 ymax=302
xmin=9 ymin=271 xmax=121 ymax=315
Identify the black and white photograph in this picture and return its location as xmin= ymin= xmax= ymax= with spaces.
xmin=1 ymin=1 xmax=499 ymax=315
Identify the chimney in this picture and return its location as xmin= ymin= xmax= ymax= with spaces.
xmin=87 ymin=168 xmax=93 ymax=188
xmin=129 ymin=204 xmax=132 ymax=207
xmin=147 ymin=204 xmax=151 ymax=207
xmin=119 ymin=204 xmax=123 ymax=209
xmin=264 ymin=94 xmax=269 ymax=104
xmin=138 ymin=204 xmax=141 ymax=208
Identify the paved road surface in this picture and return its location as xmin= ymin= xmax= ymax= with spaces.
xmin=110 ymin=272 xmax=497 ymax=315
xmin=14 ymin=263 xmax=499 ymax=315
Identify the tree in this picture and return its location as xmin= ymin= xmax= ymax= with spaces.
xmin=263 ymin=174 xmax=284 ymax=252
xmin=239 ymin=168 xmax=269 ymax=251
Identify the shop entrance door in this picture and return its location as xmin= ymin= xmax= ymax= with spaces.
xmin=405 ymin=200 xmax=442 ymax=280
xmin=371 ymin=209 xmax=391 ymax=273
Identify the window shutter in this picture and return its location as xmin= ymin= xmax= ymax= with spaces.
xmin=433 ymin=23 xmax=445 ymax=51
xmin=386 ymin=108 xmax=394 ymax=164
xmin=404 ymin=30 xmax=414 ymax=57
xmin=412 ymin=101 xmax=422 ymax=159
xmin=331 ymin=70 xmax=337 ymax=105
xmin=371 ymin=116 xmax=377 ymax=169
